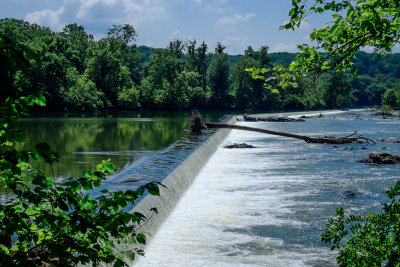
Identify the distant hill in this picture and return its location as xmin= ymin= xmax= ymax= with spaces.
xmin=137 ymin=45 xmax=157 ymax=62
xmin=270 ymin=52 xmax=298 ymax=66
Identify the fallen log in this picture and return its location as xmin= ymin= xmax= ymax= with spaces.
xmin=189 ymin=110 xmax=375 ymax=145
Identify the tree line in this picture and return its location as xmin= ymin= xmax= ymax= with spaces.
xmin=1 ymin=18 xmax=400 ymax=112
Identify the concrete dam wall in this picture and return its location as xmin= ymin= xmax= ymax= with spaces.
xmin=126 ymin=116 xmax=236 ymax=264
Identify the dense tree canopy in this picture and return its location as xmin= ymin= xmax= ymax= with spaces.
xmin=1 ymin=17 xmax=400 ymax=111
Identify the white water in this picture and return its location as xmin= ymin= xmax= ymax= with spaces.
xmin=135 ymin=112 xmax=400 ymax=266
xmin=136 ymin=122 xmax=338 ymax=266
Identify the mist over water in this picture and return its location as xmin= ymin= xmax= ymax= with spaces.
xmin=137 ymin=112 xmax=400 ymax=266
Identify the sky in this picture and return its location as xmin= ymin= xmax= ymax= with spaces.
xmin=0 ymin=0 xmax=336 ymax=54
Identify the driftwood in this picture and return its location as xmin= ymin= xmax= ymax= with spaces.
xmin=189 ymin=110 xmax=376 ymax=145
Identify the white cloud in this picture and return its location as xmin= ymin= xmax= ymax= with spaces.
xmin=222 ymin=36 xmax=249 ymax=54
xmin=193 ymin=0 xmax=202 ymax=4
xmin=222 ymin=36 xmax=248 ymax=46
xmin=204 ymin=5 xmax=225 ymax=14
xmin=25 ymin=7 xmax=65 ymax=31
xmin=299 ymin=21 xmax=310 ymax=30
xmin=271 ymin=43 xmax=300 ymax=53
xmin=216 ymin=13 xmax=256 ymax=26
xmin=169 ymin=30 xmax=190 ymax=40
xmin=68 ymin=0 xmax=168 ymax=27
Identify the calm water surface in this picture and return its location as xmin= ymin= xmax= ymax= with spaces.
xmin=15 ymin=110 xmax=227 ymax=179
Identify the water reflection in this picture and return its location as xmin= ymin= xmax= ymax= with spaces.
xmin=13 ymin=110 xmax=227 ymax=179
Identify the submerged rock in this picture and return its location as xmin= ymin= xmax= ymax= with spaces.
xmin=331 ymin=146 xmax=358 ymax=150
xmin=343 ymin=191 xmax=356 ymax=197
xmin=300 ymin=115 xmax=315 ymax=119
xmin=224 ymin=143 xmax=257 ymax=149
xmin=375 ymin=137 xmax=399 ymax=143
xmin=387 ymin=137 xmax=400 ymax=143
xmin=358 ymin=153 xmax=400 ymax=165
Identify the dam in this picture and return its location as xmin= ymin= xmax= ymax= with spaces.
xmin=133 ymin=111 xmax=400 ymax=266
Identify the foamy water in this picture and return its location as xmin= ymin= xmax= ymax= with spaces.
xmin=135 ymin=112 xmax=400 ymax=266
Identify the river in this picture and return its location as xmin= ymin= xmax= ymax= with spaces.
xmin=0 ymin=110 xmax=226 ymax=202
xmin=136 ymin=110 xmax=400 ymax=266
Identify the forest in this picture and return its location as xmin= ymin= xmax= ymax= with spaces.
xmin=1 ymin=18 xmax=400 ymax=112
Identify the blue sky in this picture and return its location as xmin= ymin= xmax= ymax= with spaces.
xmin=1 ymin=0 xmax=333 ymax=54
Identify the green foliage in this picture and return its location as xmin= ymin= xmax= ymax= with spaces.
xmin=0 ymin=94 xmax=161 ymax=266
xmin=231 ymin=56 xmax=261 ymax=109
xmin=322 ymin=71 xmax=357 ymax=108
xmin=0 ymin=30 xmax=161 ymax=266
xmin=374 ymin=105 xmax=394 ymax=116
xmin=117 ymin=87 xmax=140 ymax=109
xmin=85 ymin=38 xmax=132 ymax=108
xmin=139 ymin=43 xmax=189 ymax=108
xmin=269 ymin=0 xmax=400 ymax=90
xmin=382 ymin=85 xmax=400 ymax=109
xmin=61 ymin=68 xmax=104 ymax=111
xmin=382 ymin=89 xmax=398 ymax=108
xmin=185 ymin=40 xmax=209 ymax=93
xmin=107 ymin=24 xmax=137 ymax=46
xmin=321 ymin=181 xmax=400 ymax=266
xmin=189 ymin=86 xmax=210 ymax=107
xmin=207 ymin=46 xmax=232 ymax=108
xmin=0 ymin=33 xmax=40 ymax=75
xmin=2 ymin=18 xmax=400 ymax=111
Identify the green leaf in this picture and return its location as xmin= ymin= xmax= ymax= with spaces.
xmin=0 ymin=244 xmax=10 ymax=255
xmin=289 ymin=8 xmax=297 ymax=17
xmin=136 ymin=233 xmax=146 ymax=245
xmin=330 ymin=24 xmax=339 ymax=34
xmin=83 ymin=170 xmax=94 ymax=177
xmin=69 ymin=181 xmax=81 ymax=192
xmin=145 ymin=183 xmax=160 ymax=196
xmin=30 ymin=150 xmax=41 ymax=160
